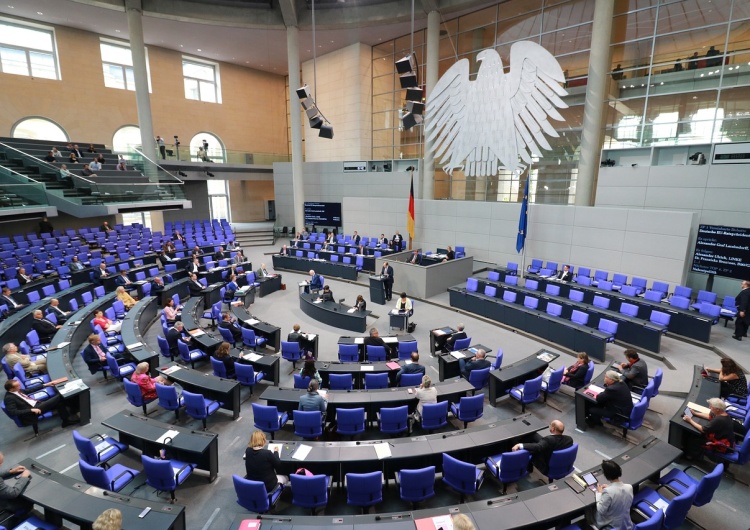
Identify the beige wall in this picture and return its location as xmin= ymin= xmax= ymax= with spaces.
xmin=229 ymin=180 xmax=275 ymax=222
xmin=0 ymin=22 xmax=289 ymax=156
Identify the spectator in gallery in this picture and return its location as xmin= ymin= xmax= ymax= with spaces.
xmin=687 ymin=51 xmax=699 ymax=70
xmin=44 ymin=150 xmax=57 ymax=163
xmin=87 ymin=143 xmax=97 ymax=153
xmin=116 ymin=160 xmax=127 ymax=171
xmin=51 ymin=147 xmax=62 ymax=159
xmin=89 ymin=158 xmax=102 ymax=172
xmin=68 ymin=152 xmax=79 ymax=164
xmin=81 ymin=163 xmax=97 ymax=177
xmin=60 ymin=164 xmax=73 ymax=179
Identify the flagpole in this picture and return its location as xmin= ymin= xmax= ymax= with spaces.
xmin=520 ymin=166 xmax=529 ymax=274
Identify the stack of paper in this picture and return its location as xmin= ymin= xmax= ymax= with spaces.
xmin=292 ymin=444 xmax=312 ymax=461
xmin=361 ymin=365 xmax=375 ymax=371
xmin=162 ymin=365 xmax=182 ymax=375
xmin=245 ymin=318 xmax=260 ymax=325
xmin=242 ymin=352 xmax=262 ymax=362
xmin=374 ymin=443 xmax=391 ymax=460
xmin=450 ymin=351 xmax=466 ymax=360
xmin=156 ymin=430 xmax=180 ymax=444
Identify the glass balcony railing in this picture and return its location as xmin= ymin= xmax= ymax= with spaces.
xmin=0 ymin=166 xmax=49 ymax=208
xmin=120 ymin=144 xmax=290 ymax=165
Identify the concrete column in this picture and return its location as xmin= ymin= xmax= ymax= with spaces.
xmin=421 ymin=9 xmax=440 ymax=201
xmin=287 ymin=26 xmax=305 ymax=232
xmin=575 ymin=0 xmax=614 ymax=206
xmin=124 ymin=0 xmax=158 ymax=171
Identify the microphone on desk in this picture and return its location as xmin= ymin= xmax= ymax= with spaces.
xmin=488 ymin=495 xmax=517 ymax=505
xmin=375 ymin=514 xmax=412 ymax=521
xmin=103 ymin=491 xmax=130 ymax=502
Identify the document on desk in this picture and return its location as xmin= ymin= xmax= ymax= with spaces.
xmin=585 ymin=384 xmax=605 ymax=398
xmin=299 ymin=281 xmax=309 ymax=286
xmin=374 ymin=443 xmax=391 ymax=460
xmin=237 ymin=519 xmax=261 ymax=530
xmin=161 ymin=365 xmax=182 ymax=375
xmin=313 ymin=300 xmax=323 ymax=304
xmin=126 ymin=342 xmax=143 ymax=350
xmin=687 ymin=402 xmax=711 ymax=415
xmin=433 ymin=328 xmax=448 ymax=336
xmin=415 ymin=515 xmax=454 ymax=530
xmin=292 ymin=444 xmax=312 ymax=461
xmin=156 ymin=430 xmax=180 ymax=444
xmin=58 ymin=379 xmax=86 ymax=395
xmin=188 ymin=328 xmax=205 ymax=337
xmin=383 ymin=337 xmax=398 ymax=344
xmin=46 ymin=341 xmax=70 ymax=351
xmin=361 ymin=365 xmax=375 ymax=371
xmin=450 ymin=351 xmax=466 ymax=359
xmin=268 ymin=443 xmax=282 ymax=454
xmin=347 ymin=308 xmax=356 ymax=313
xmin=304 ymin=334 xmax=317 ymax=340
xmin=386 ymin=362 xmax=401 ymax=370
xmin=537 ymin=351 xmax=556 ymax=363
xmin=651 ymin=497 xmax=669 ymax=513
xmin=354 ymin=338 xmax=365 ymax=344
xmin=242 ymin=352 xmax=262 ymax=362
xmin=244 ymin=318 xmax=260 ymax=325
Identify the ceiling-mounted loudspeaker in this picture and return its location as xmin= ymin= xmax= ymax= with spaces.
xmin=301 ymin=98 xmax=316 ymax=111
xmin=395 ymin=54 xmax=415 ymax=75
xmin=399 ymin=72 xmax=418 ymax=89
xmin=305 ymin=107 xmax=320 ymax=120
xmin=319 ymin=124 xmax=334 ymax=139
xmin=405 ymin=88 xmax=423 ymax=102
xmin=402 ymin=112 xmax=423 ymax=130
xmin=296 ymin=85 xmax=311 ymax=100
xmin=406 ymin=101 xmax=424 ymax=115
xmin=309 ymin=116 xmax=324 ymax=129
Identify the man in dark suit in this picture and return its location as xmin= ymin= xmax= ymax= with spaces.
xmin=115 ymin=270 xmax=136 ymax=293
xmin=0 ymin=287 xmax=24 ymax=312
xmin=31 ymin=310 xmax=61 ymax=343
xmin=186 ymin=257 xmax=201 ymax=276
xmin=151 ymin=276 xmax=165 ymax=295
xmin=363 ymin=327 xmax=393 ymax=361
xmin=214 ymin=246 xmax=227 ymax=262
xmin=288 ymin=323 xmax=313 ymax=356
xmin=586 ymin=370 xmax=633 ymax=428
xmin=188 ymin=274 xmax=205 ymax=296
xmin=81 ymin=333 xmax=124 ymax=374
xmin=0 ymin=449 xmax=34 ymax=515
xmin=308 ymin=270 xmax=323 ymax=292
xmin=69 ymin=256 xmax=84 ymax=271
xmin=47 ymin=299 xmax=70 ymax=324
xmin=619 ymin=349 xmax=648 ymax=389
xmin=734 ymin=280 xmax=750 ymax=341
xmin=4 ymin=379 xmax=78 ymax=428
xmin=381 ymin=261 xmax=394 ymax=301
xmin=395 ymin=352 xmax=426 ymax=384
xmin=445 ymin=246 xmax=455 ymax=260
xmin=100 ymin=221 xmax=114 ymax=232
xmin=279 ymin=245 xmax=291 ymax=256
xmin=459 ymin=348 xmax=491 ymax=379
xmin=556 ymin=264 xmax=572 ymax=282
xmin=352 ymin=231 xmax=361 ymax=246
xmin=70 ymin=144 xmax=83 ymax=158
xmin=166 ymin=321 xmax=192 ymax=359
xmin=92 ymin=263 xmax=109 ymax=286
xmin=444 ymin=323 xmax=467 ymax=352
xmin=408 ymin=250 xmax=421 ymax=265
xmin=15 ymin=267 xmax=32 ymax=285
xmin=511 ymin=420 xmax=573 ymax=475
xmin=218 ymin=312 xmax=243 ymax=342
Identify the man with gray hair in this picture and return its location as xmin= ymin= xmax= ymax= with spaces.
xmin=444 ymin=323 xmax=467 ymax=352
xmin=586 ymin=370 xmax=633 ymax=428
xmin=683 ymin=397 xmax=735 ymax=458
xmin=30 ymin=309 xmax=61 ymax=343
xmin=460 ymin=348 xmax=491 ymax=379
xmin=3 ymin=343 xmax=47 ymax=375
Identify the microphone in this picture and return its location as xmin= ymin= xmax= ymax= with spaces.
xmin=487 ymin=495 xmax=517 ymax=505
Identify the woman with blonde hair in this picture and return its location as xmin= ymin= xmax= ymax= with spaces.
xmin=92 ymin=508 xmax=122 ymax=530
xmin=415 ymin=374 xmax=438 ymax=421
xmin=245 ymin=430 xmax=288 ymax=492
xmin=115 ymin=286 xmax=136 ymax=310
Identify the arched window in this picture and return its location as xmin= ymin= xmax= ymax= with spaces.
xmin=189 ymin=132 xmax=224 ymax=163
xmin=112 ymin=125 xmax=142 ymax=153
xmin=11 ymin=117 xmax=68 ymax=142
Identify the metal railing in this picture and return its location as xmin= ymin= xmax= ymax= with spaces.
xmin=122 ymin=144 xmax=291 ymax=165
xmin=0 ymin=166 xmax=49 ymax=207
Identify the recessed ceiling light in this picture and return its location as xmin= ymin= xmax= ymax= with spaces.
xmin=37 ymin=11 xmax=43 ymax=15
xmin=115 ymin=30 xmax=120 ymax=33
xmin=197 ymin=49 xmax=202 ymax=52
xmin=8 ymin=5 xmax=14 ymax=9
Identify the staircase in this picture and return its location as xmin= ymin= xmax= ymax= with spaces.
xmin=232 ymin=222 xmax=275 ymax=247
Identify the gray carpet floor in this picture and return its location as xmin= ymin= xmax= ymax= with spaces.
xmin=2 ymin=243 xmax=749 ymax=530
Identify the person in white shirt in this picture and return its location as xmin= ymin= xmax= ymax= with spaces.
xmin=395 ymin=292 xmax=413 ymax=313
xmin=89 ymin=159 xmax=102 ymax=171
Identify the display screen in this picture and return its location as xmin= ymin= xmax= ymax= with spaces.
xmin=304 ymin=202 xmax=342 ymax=227
xmin=691 ymin=224 xmax=750 ymax=280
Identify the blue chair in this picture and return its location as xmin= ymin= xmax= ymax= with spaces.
xmin=659 ymin=462 xmax=723 ymax=507
xmin=338 ymin=343 xmax=359 ymax=363
xmin=546 ymin=302 xmax=562 ymax=317
xmin=294 ymin=410 xmax=324 ymax=439
xmin=705 ymin=429 xmax=750 ymax=468
xmin=644 ymin=290 xmax=663 ymax=303
xmin=281 ymin=340 xmax=303 ymax=373
xmin=674 ymin=285 xmax=692 ymax=299
xmin=105 ymin=353 xmax=136 ymax=382
xmin=698 ymin=303 xmax=721 ymax=325
xmin=669 ymin=295 xmax=690 ymax=310
xmin=337 ymin=407 xmax=366 ymax=437
xmin=592 ymin=295 xmax=610 ymax=309
xmin=243 ymin=328 xmax=267 ymax=351
xmin=421 ymin=401 xmax=449 ymax=432
xmin=525 ymin=279 xmax=538 ymax=291
xmin=73 ymin=429 xmax=128 ymax=467
xmin=597 ymin=318 xmax=618 ymax=342
xmin=183 ymin=390 xmax=222 ymax=430
xmin=78 ymin=458 xmax=139 ymax=492
xmin=210 ymin=357 xmax=233 ymax=379
xmin=509 ymin=375 xmax=543 ymax=412
xmin=612 ymin=273 xmax=627 ymax=291
xmin=466 ymin=278 xmax=478 ymax=292
xmin=294 ymin=374 xmax=311 ymax=389
xmin=561 ymin=511 xmax=664 ymax=530
xmin=647 ymin=310 xmax=671 ymax=332
xmin=485 ymin=450 xmax=531 ymax=494
xmin=488 ymin=271 xmax=500 ymax=281
xmin=397 ymin=466 xmax=436 ymax=508
xmin=141 ymin=455 xmax=196 ymax=503
xmin=484 ymin=285 xmax=497 ymax=297
xmin=545 ymin=444 xmax=578 ymax=483
xmin=400 ymin=373 xmax=423 ymax=387
xmin=583 ymin=361 xmax=596 ymax=386
xmin=252 ymin=403 xmax=289 ymax=440
xmin=13 ymin=362 xmax=51 ymax=389
xmin=218 ymin=326 xmax=237 ymax=347
xmin=235 ymin=362 xmax=264 ymax=396
xmin=523 ymin=295 xmax=538 ymax=310
xmin=233 ymin=474 xmax=284 ymax=514
xmin=541 ymin=366 xmax=565 ymax=402
xmin=605 ymin=395 xmax=648 ymax=437
xmin=545 ymin=284 xmax=560 ymax=296
xmin=330 ymin=373 xmax=353 ymax=390
xmin=632 ymin=483 xmax=696 ymax=530
xmin=378 ymin=405 xmax=409 ymax=435
xmin=468 ymin=366 xmax=490 ymax=393
xmin=25 ymin=330 xmax=48 ymax=354
xmin=620 ymin=285 xmax=638 ymax=297
xmin=527 ymin=259 xmax=543 ymax=273
xmin=177 ymin=340 xmax=208 ymax=368
xmin=290 ymin=473 xmax=333 ymax=515
xmin=506 ymin=262 xmax=518 ymax=275
xmin=450 ymin=393 xmax=484 ymax=428
xmin=365 ymin=373 xmax=389 ymax=390
xmin=569 ymin=290 xmax=584 ymax=303
xmin=442 ymin=453 xmax=484 ymax=503
xmin=157 ymin=335 xmax=173 ymax=360
xmin=202 ymin=301 xmax=222 ymax=328
xmin=453 ymin=337 xmax=471 ymax=351
xmin=155 ymin=383 xmax=184 ymax=419
xmin=124 ymin=378 xmax=155 ymax=415
xmin=505 ymin=275 xmax=519 ymax=286
xmin=491 ymin=350 xmax=504 ymax=370
xmin=346 ymin=471 xmax=383 ymax=513
xmin=366 ymin=345 xmax=386 ymax=362
xmin=397 ymin=341 xmax=418 ymax=361
xmin=570 ymin=310 xmax=589 ymax=326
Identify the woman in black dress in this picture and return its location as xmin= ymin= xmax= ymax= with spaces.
xmin=213 ymin=341 xmax=236 ymax=379
xmin=562 ymin=351 xmax=590 ymax=389
xmin=244 ymin=430 xmax=288 ymax=492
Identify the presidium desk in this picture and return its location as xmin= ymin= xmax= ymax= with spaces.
xmin=299 ymin=291 xmax=371 ymax=333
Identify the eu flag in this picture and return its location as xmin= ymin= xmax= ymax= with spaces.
xmin=516 ymin=177 xmax=529 ymax=253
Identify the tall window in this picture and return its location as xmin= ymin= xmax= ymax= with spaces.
xmin=182 ymin=58 xmax=221 ymax=103
xmin=12 ymin=117 xmax=67 ymax=142
xmin=100 ymin=40 xmax=150 ymax=92
xmin=112 ymin=125 xmax=142 ymax=153
xmin=0 ymin=19 xmax=59 ymax=79
xmin=121 ymin=212 xmax=151 ymax=229
xmin=207 ymin=180 xmax=229 ymax=222
xmin=189 ymin=133 xmax=224 ymax=163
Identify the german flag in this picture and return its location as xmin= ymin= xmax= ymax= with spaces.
xmin=407 ymin=173 xmax=415 ymax=240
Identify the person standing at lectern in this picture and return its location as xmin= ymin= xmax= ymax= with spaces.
xmin=381 ymin=261 xmax=394 ymax=301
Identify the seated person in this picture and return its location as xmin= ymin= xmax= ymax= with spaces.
xmin=396 ymin=352 xmax=425 ymax=385
xmin=299 ymin=379 xmax=327 ymax=416
xmin=318 ymin=285 xmax=334 ymax=302
xmin=590 ymin=460 xmax=633 ymax=530
xmin=444 ymin=323 xmax=467 ymax=352
xmin=81 ymin=334 xmax=125 ymax=374
xmin=278 ymin=244 xmax=291 ymax=256
xmin=44 ymin=150 xmax=57 ymax=163
xmin=47 ymin=298 xmax=71 ymax=324
xmin=363 ymin=327 xmax=393 ymax=361
xmin=618 ymin=349 xmax=648 ymax=390
xmin=459 ymin=348 xmax=491 ymax=379
xmin=163 ymin=241 xmax=176 ymax=253
xmin=562 ymin=352 xmax=590 ymax=389
xmin=394 ymin=292 xmax=413 ymax=313
xmin=115 ymin=286 xmax=136 ymax=310
xmin=188 ymin=274 xmax=205 ymax=296
xmin=4 ymin=379 xmax=79 ymax=429
xmin=586 ymin=371 xmax=633 ymax=428
xmin=219 ymin=312 xmax=243 ymax=342
xmin=683 ymin=397 xmax=736 ymax=458
xmin=245 ymin=430 xmax=288 ymax=493
xmin=213 ymin=341 xmax=236 ymax=379
xmin=131 ymin=362 xmax=173 ymax=400
xmin=511 ymin=420 xmax=573 ymax=475
xmin=288 ymin=323 xmax=313 ymax=357
xmin=68 ymin=256 xmax=85 ymax=271
xmin=186 ymin=257 xmax=201 ymax=275
xmin=2 ymin=343 xmax=47 ymax=375
xmin=705 ymin=358 xmax=748 ymax=398
xmin=354 ymin=294 xmax=367 ymax=312
xmin=557 ymin=265 xmax=572 ymax=282
xmin=0 ymin=450 xmax=34 ymax=516
xmin=31 ymin=309 xmax=62 ymax=343
xmin=0 ymin=287 xmax=25 ymax=311
xmin=16 ymin=267 xmax=32 ymax=285
xmin=93 ymin=263 xmax=109 ymax=285
xmin=408 ymin=250 xmax=421 ymax=264
xmin=93 ymin=309 xmax=122 ymax=333
xmin=256 ymin=263 xmax=271 ymax=278
xmin=445 ymin=246 xmax=455 ymax=260
xmin=151 ymin=276 xmax=165 ymax=294
xmin=414 ymin=375 xmax=437 ymax=422
xmin=115 ymin=270 xmax=136 ymax=292
xmin=308 ymin=270 xmax=323 ymax=292
xmin=299 ymin=360 xmax=322 ymax=386
xmin=166 ymin=321 xmax=192 ymax=359
xmin=391 ymin=231 xmax=403 ymax=250
xmin=214 ymin=246 xmax=227 ymax=261
xmin=225 ymin=274 xmax=240 ymax=300
xmin=163 ymin=299 xmax=181 ymax=323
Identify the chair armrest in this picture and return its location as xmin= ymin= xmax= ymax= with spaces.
xmin=173 ymin=463 xmax=192 ymax=480
xmin=326 ymin=475 xmax=334 ymax=491
xmin=90 ymin=433 xmax=107 ymax=441
xmin=631 ymin=498 xmax=660 ymax=520
xmin=682 ymin=465 xmax=708 ymax=478
xmin=110 ymin=468 xmax=137 ymax=490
